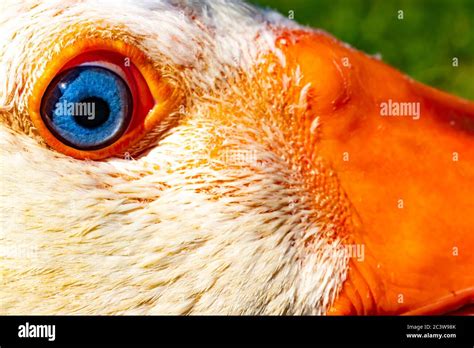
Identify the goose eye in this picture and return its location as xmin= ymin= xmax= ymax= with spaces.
xmin=40 ymin=66 xmax=133 ymax=150
xmin=29 ymin=41 xmax=180 ymax=160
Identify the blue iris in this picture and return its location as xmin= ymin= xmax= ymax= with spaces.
xmin=41 ymin=66 xmax=132 ymax=150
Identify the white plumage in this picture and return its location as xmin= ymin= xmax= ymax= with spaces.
xmin=0 ymin=0 xmax=348 ymax=314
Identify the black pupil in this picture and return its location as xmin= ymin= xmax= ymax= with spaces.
xmin=74 ymin=97 xmax=110 ymax=129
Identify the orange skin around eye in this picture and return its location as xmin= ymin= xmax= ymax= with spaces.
xmin=279 ymin=30 xmax=474 ymax=315
xmin=29 ymin=39 xmax=181 ymax=160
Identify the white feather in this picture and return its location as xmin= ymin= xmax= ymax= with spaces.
xmin=0 ymin=0 xmax=348 ymax=314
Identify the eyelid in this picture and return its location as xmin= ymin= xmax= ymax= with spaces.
xmin=28 ymin=38 xmax=182 ymax=160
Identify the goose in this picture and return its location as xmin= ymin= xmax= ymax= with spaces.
xmin=0 ymin=0 xmax=473 ymax=315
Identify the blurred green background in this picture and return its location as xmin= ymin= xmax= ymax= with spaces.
xmin=250 ymin=0 xmax=474 ymax=100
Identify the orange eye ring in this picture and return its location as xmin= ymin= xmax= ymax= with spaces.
xmin=29 ymin=39 xmax=181 ymax=160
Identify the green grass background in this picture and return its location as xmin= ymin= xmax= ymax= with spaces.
xmin=250 ymin=0 xmax=474 ymax=100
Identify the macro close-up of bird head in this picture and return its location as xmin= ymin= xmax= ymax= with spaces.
xmin=0 ymin=0 xmax=473 ymax=316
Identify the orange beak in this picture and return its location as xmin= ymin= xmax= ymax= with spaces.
xmin=280 ymin=30 xmax=474 ymax=315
